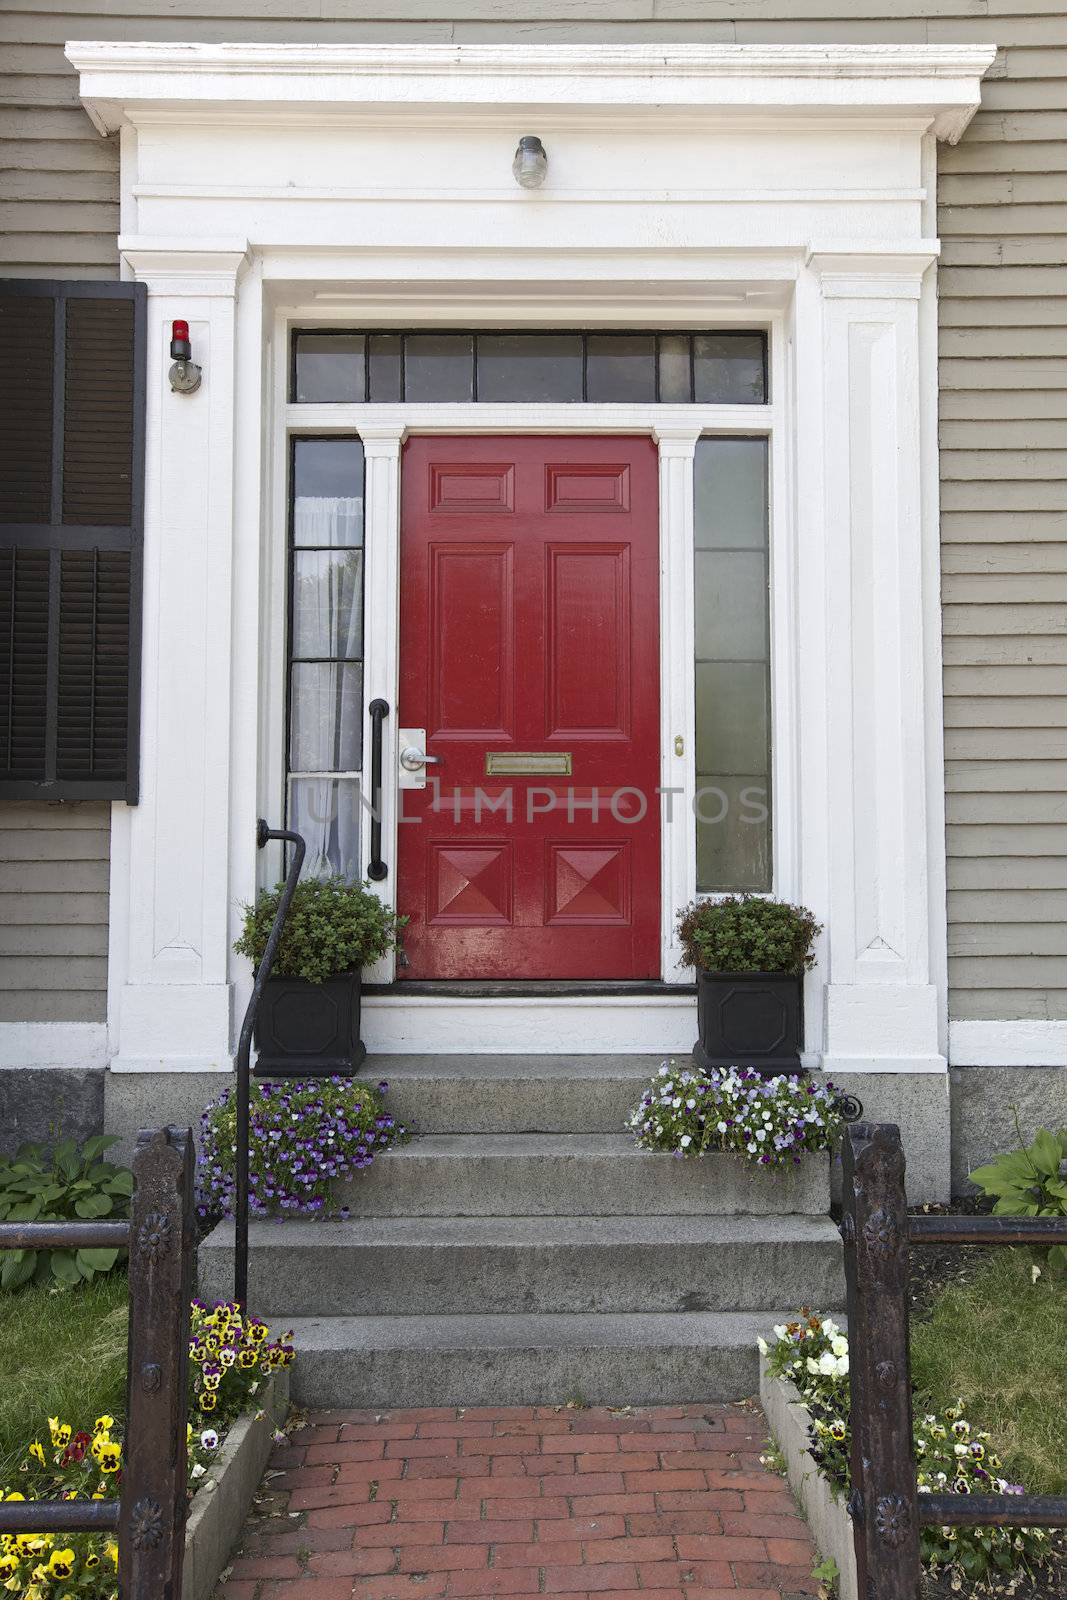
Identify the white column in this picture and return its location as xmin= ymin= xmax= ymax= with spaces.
xmin=109 ymin=242 xmax=250 ymax=1073
xmin=805 ymin=248 xmax=946 ymax=1073
xmin=653 ymin=426 xmax=701 ymax=981
xmin=359 ymin=426 xmax=405 ymax=985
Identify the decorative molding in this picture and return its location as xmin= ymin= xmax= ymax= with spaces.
xmin=806 ymin=245 xmax=940 ymax=299
xmin=120 ymin=239 xmax=250 ymax=296
xmin=949 ymin=1019 xmax=1067 ymax=1069
xmin=68 ymin=42 xmax=995 ymax=143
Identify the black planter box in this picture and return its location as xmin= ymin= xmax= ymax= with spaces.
xmin=693 ymin=968 xmax=804 ymax=1077
xmin=253 ymin=970 xmax=366 ymax=1078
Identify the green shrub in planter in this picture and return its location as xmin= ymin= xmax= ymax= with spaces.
xmin=0 ymin=1137 xmax=133 ymax=1290
xmin=678 ymin=897 xmax=822 ymax=1075
xmin=676 ymin=894 xmax=821 ymax=974
xmin=234 ymin=875 xmax=405 ymax=983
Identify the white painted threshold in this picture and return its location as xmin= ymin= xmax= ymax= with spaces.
xmin=361 ymin=994 xmax=696 ymax=1054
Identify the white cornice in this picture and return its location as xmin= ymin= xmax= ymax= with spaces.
xmin=67 ymin=41 xmax=996 ymax=142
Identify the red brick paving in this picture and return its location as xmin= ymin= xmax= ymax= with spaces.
xmin=215 ymin=1405 xmax=818 ymax=1600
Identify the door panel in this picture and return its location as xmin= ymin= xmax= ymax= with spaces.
xmin=398 ymin=435 xmax=660 ymax=979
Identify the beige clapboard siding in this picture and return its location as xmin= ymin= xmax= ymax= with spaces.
xmin=0 ymin=803 xmax=109 ymax=1023
xmin=1 ymin=3 xmax=1065 ymax=1027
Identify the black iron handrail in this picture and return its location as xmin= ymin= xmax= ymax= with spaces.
xmin=367 ymin=698 xmax=389 ymax=881
xmin=841 ymin=1121 xmax=1067 ymax=1598
xmin=0 ymin=1127 xmax=195 ymax=1594
xmin=234 ymin=819 xmax=306 ymax=1310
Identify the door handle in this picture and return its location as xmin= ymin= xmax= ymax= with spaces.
xmin=400 ymin=746 xmax=441 ymax=771
xmin=368 ymin=698 xmax=389 ymax=881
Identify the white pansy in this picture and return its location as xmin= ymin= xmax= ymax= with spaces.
xmin=831 ymin=1336 xmax=849 ymax=1358
xmin=757 ymin=1336 xmax=769 ymax=1356
xmin=680 ymin=1134 xmax=692 ymax=1148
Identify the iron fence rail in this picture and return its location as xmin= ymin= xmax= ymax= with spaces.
xmin=0 ymin=1126 xmax=194 ymax=1599
xmin=841 ymin=1121 xmax=1067 ymax=1600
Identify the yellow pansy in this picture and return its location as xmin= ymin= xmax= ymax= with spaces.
xmin=47 ymin=1549 xmax=75 ymax=1579
xmin=27 ymin=1442 xmax=45 ymax=1467
xmin=47 ymin=1419 xmax=70 ymax=1449
xmin=93 ymin=1416 xmax=114 ymax=1434
xmin=199 ymin=1391 xmax=217 ymax=1413
xmin=98 ymin=1442 xmax=121 ymax=1473
xmin=105 ymin=1540 xmax=119 ymax=1569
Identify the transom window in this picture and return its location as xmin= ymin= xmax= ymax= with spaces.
xmin=291 ymin=329 xmax=767 ymax=406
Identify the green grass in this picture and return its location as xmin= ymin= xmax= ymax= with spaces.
xmin=911 ymin=1248 xmax=1067 ymax=1496
xmin=0 ymin=1272 xmax=129 ymax=1486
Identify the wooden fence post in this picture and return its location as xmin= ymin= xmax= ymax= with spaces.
xmin=119 ymin=1126 xmax=195 ymax=1600
xmin=841 ymin=1122 xmax=921 ymax=1600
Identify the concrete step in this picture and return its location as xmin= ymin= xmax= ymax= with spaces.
xmin=359 ymin=1054 xmax=662 ymax=1135
xmin=334 ymin=1135 xmax=831 ymax=1217
xmin=199 ymin=1212 xmax=845 ymax=1316
xmin=283 ymin=1311 xmax=795 ymax=1408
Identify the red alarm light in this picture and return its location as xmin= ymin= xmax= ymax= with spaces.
xmin=170 ymin=319 xmax=191 ymax=361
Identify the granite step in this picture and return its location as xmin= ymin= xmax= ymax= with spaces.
xmin=199 ymin=1211 xmax=845 ymax=1316
xmin=332 ymin=1135 xmax=831 ymax=1217
xmin=282 ymin=1310 xmax=800 ymax=1408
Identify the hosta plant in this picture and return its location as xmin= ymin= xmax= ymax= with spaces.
xmin=969 ymin=1114 xmax=1067 ymax=1279
xmin=198 ymin=1076 xmax=407 ymax=1221
xmin=628 ymin=1061 xmax=845 ymax=1167
xmin=0 ymin=1302 xmax=294 ymax=1598
xmin=760 ymin=1315 xmax=1050 ymax=1585
xmin=234 ymin=874 xmax=405 ymax=984
xmin=0 ymin=1136 xmax=133 ymax=1291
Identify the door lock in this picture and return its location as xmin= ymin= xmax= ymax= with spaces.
xmin=400 ymin=746 xmax=440 ymax=771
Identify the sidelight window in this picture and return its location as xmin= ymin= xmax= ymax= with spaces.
xmin=694 ymin=436 xmax=772 ymax=893
xmin=287 ymin=436 xmax=365 ymax=879
xmin=291 ymin=330 xmax=767 ymax=406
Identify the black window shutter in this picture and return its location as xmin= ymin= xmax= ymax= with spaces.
xmin=0 ymin=280 xmax=145 ymax=802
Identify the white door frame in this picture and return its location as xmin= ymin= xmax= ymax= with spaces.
xmin=268 ymin=356 xmax=793 ymax=1003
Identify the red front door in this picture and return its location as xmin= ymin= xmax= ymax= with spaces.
xmin=397 ymin=436 xmax=660 ymax=980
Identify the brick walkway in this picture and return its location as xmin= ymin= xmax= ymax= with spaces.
xmin=216 ymin=1404 xmax=819 ymax=1600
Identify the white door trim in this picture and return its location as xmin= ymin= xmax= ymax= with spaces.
xmin=273 ymin=388 xmax=789 ymax=992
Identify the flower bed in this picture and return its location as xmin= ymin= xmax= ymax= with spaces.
xmin=759 ymin=1314 xmax=1051 ymax=1591
xmin=0 ymin=1301 xmax=294 ymax=1598
xmin=628 ymin=1061 xmax=845 ymax=1166
xmin=197 ymin=1075 xmax=407 ymax=1221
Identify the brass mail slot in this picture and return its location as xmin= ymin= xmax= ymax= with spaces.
xmin=485 ymin=751 xmax=572 ymax=776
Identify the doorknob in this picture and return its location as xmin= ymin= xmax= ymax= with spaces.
xmin=400 ymin=746 xmax=440 ymax=771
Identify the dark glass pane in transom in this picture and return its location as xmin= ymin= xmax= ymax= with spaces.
xmin=293 ymin=333 xmax=365 ymax=402
xmin=657 ymin=334 xmax=692 ymax=403
xmin=368 ymin=333 xmax=403 ymax=402
xmin=585 ymin=333 xmax=657 ymax=403
xmin=477 ymin=333 xmax=583 ymax=402
xmin=404 ymin=333 xmax=474 ymax=402
xmin=693 ymin=332 xmax=767 ymax=405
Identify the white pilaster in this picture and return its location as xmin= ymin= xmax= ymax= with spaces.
xmin=109 ymin=240 xmax=250 ymax=1072
xmin=360 ymin=426 xmax=406 ymax=985
xmin=654 ymin=427 xmax=701 ymax=981
xmin=806 ymin=247 xmax=946 ymax=1073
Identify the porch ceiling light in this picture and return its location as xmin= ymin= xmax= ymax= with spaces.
xmin=512 ymin=135 xmax=548 ymax=190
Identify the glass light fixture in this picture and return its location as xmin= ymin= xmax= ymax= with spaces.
xmin=512 ymin=135 xmax=548 ymax=190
